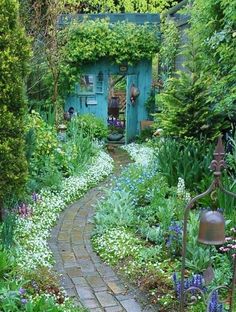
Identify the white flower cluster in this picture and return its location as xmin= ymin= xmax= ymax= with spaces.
xmin=177 ymin=177 xmax=191 ymax=203
xmin=92 ymin=227 xmax=142 ymax=265
xmin=14 ymin=150 xmax=113 ymax=270
xmin=121 ymin=143 xmax=154 ymax=166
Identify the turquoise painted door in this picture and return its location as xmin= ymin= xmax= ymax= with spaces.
xmin=126 ymin=75 xmax=138 ymax=143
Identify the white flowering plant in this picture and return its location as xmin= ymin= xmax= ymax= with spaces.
xmin=14 ymin=150 xmax=113 ymax=271
xmin=121 ymin=143 xmax=155 ymax=166
xmin=0 ymin=147 xmax=113 ymax=312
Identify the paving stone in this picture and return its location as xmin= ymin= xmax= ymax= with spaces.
xmin=77 ymin=209 xmax=89 ymax=218
xmin=73 ymin=245 xmax=89 ymax=259
xmin=60 ymin=252 xmax=76 ymax=262
xmin=80 ymin=298 xmax=100 ymax=309
xmin=95 ymin=291 xmax=118 ymax=307
xmin=120 ymin=299 xmax=142 ymax=312
xmin=58 ymin=232 xmax=70 ymax=242
xmin=50 ymin=150 xmax=146 ymax=312
xmin=65 ymin=287 xmax=77 ymax=297
xmin=58 ymin=242 xmax=72 ymax=252
xmin=83 ymin=271 xmax=102 ymax=277
xmin=65 ymin=267 xmax=83 ymax=278
xmin=71 ymin=232 xmax=84 ymax=241
xmin=64 ymin=260 xmax=77 ymax=268
xmin=75 ymin=218 xmax=87 ymax=226
xmin=72 ymin=276 xmax=89 ymax=287
xmin=93 ymin=286 xmax=108 ymax=292
xmin=96 ymin=265 xmax=117 ymax=278
xmin=103 ymin=275 xmax=119 ymax=282
xmin=107 ymin=281 xmax=126 ymax=295
xmin=78 ymin=259 xmax=96 ymax=273
xmin=115 ymin=294 xmax=133 ymax=301
xmin=105 ymin=306 xmax=124 ymax=312
xmin=65 ymin=211 xmax=78 ymax=220
xmin=61 ymin=275 xmax=74 ymax=289
xmin=76 ymin=286 xmax=95 ymax=300
xmin=87 ymin=275 xmax=106 ymax=288
xmin=53 ymin=261 xmax=65 ymax=273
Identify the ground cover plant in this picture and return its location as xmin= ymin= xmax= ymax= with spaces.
xmin=0 ymin=102 xmax=113 ymax=310
xmin=92 ymin=143 xmax=235 ymax=311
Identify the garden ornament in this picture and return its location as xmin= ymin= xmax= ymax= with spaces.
xmin=198 ymin=210 xmax=225 ymax=245
xmin=130 ymin=83 xmax=140 ymax=104
xmin=179 ymin=136 xmax=236 ymax=312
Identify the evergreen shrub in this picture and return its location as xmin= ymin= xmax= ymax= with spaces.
xmin=0 ymin=0 xmax=30 ymax=217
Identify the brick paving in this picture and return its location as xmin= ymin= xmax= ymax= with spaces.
xmin=49 ymin=147 xmax=157 ymax=312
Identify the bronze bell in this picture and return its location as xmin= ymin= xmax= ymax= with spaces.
xmin=198 ymin=210 xmax=225 ymax=245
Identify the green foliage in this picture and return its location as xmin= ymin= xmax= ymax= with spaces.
xmin=156 ymin=0 xmax=236 ymax=140
xmin=92 ymin=227 xmax=142 ymax=265
xmin=0 ymin=107 xmax=29 ymax=205
xmin=187 ymin=0 xmax=236 ymax=115
xmin=0 ymin=248 xmax=11 ymax=278
xmin=26 ymin=112 xmax=98 ymax=190
xmin=0 ymin=0 xmax=30 ymax=111
xmin=209 ymin=254 xmax=232 ymax=291
xmin=217 ymin=174 xmax=236 ymax=224
xmin=67 ymin=114 xmax=108 ymax=140
xmin=1 ymin=214 xmax=16 ymax=249
xmin=155 ymin=138 xmax=214 ymax=192
xmin=144 ymin=92 xmax=156 ymax=119
xmin=94 ymin=189 xmax=136 ymax=234
xmin=60 ymin=116 xmax=98 ymax=176
xmin=64 ymin=0 xmax=178 ymax=13
xmin=159 ymin=18 xmax=180 ymax=82
xmin=155 ymin=71 xmax=228 ymax=140
xmin=25 ymin=112 xmax=62 ymax=191
xmin=136 ymin=128 xmax=154 ymax=143
xmin=61 ymin=19 xmax=160 ymax=88
xmin=186 ymin=213 xmax=214 ymax=273
xmin=0 ymin=0 xmax=30 ymax=214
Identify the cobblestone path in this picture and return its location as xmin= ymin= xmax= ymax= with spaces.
xmin=49 ymin=147 xmax=156 ymax=312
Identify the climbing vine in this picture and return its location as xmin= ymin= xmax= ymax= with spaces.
xmin=65 ymin=0 xmax=178 ymax=13
xmin=60 ymin=19 xmax=160 ymax=89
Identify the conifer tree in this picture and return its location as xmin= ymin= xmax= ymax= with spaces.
xmin=0 ymin=0 xmax=30 ymax=220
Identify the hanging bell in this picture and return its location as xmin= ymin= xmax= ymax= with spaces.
xmin=198 ymin=210 xmax=225 ymax=245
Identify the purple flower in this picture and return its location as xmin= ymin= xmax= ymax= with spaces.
xmin=21 ymin=298 xmax=28 ymax=304
xmin=32 ymin=192 xmax=38 ymax=202
xmin=173 ymin=273 xmax=206 ymax=301
xmin=19 ymin=288 xmax=25 ymax=296
xmin=18 ymin=203 xmax=32 ymax=218
xmin=169 ymin=222 xmax=182 ymax=234
xmin=208 ymin=291 xmax=224 ymax=312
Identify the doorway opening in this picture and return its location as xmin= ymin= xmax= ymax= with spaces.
xmin=107 ymin=74 xmax=126 ymax=143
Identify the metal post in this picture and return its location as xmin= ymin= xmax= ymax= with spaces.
xmin=230 ymin=256 xmax=236 ymax=311
xmin=179 ymin=136 xmax=236 ymax=311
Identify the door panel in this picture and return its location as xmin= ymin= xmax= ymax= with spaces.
xmin=126 ymin=75 xmax=138 ymax=143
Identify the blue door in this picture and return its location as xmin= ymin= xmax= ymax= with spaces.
xmin=126 ymin=75 xmax=138 ymax=143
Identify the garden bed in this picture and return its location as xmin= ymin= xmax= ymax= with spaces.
xmin=92 ymin=142 xmax=235 ymax=312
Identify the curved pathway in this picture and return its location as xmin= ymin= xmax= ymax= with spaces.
xmin=49 ymin=147 xmax=156 ymax=312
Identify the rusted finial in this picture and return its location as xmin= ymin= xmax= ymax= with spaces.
xmin=210 ymin=135 xmax=226 ymax=177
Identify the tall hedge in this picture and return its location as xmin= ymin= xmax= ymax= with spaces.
xmin=0 ymin=0 xmax=30 ymax=219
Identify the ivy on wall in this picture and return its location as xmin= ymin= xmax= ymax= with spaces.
xmin=60 ymin=19 xmax=160 ymax=89
xmin=65 ymin=0 xmax=178 ymax=13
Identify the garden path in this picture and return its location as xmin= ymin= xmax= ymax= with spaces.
xmin=49 ymin=146 xmax=156 ymax=312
